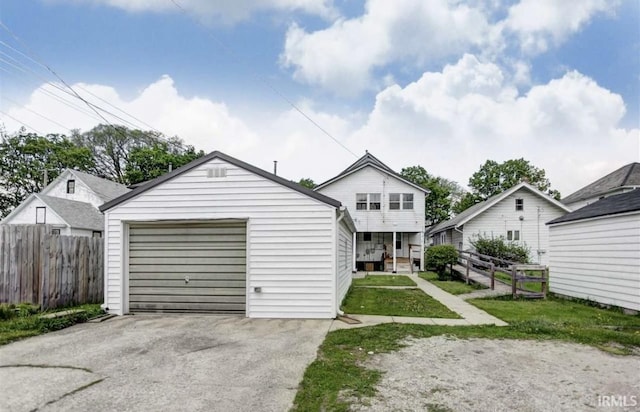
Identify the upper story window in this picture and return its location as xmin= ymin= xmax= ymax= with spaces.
xmin=515 ymin=198 xmax=523 ymax=211
xmin=389 ymin=193 xmax=400 ymax=210
xmin=403 ymin=194 xmax=414 ymax=210
xmin=67 ymin=179 xmax=75 ymax=194
xmin=369 ymin=193 xmax=381 ymax=210
xmin=356 ymin=193 xmax=368 ymax=210
xmin=356 ymin=193 xmax=381 ymax=211
xmin=390 ymin=193 xmax=414 ymax=210
xmin=36 ymin=207 xmax=46 ymax=224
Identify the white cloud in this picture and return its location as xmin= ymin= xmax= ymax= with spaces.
xmin=503 ymin=0 xmax=614 ymax=54
xmin=348 ymin=54 xmax=639 ymax=195
xmin=2 ymin=64 xmax=637 ymax=196
xmin=54 ymin=0 xmax=337 ymax=24
xmin=281 ymin=0 xmax=491 ymax=96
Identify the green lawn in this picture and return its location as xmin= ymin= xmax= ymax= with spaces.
xmin=341 ymin=287 xmax=460 ymax=318
xmin=419 ymin=271 xmax=487 ymax=295
xmin=493 ymin=270 xmax=546 ymax=293
xmin=293 ymin=296 xmax=640 ymax=411
xmin=352 ymin=275 xmax=416 ymax=287
xmin=0 ymin=303 xmax=104 ymax=346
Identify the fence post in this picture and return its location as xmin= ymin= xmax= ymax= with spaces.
xmin=490 ymin=263 xmax=495 ymax=290
xmin=465 ymin=257 xmax=470 ymax=285
xmin=511 ymin=265 xmax=517 ymax=298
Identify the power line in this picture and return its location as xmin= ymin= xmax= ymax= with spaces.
xmin=168 ymin=0 xmax=358 ymax=158
xmin=0 ymin=110 xmax=42 ymax=134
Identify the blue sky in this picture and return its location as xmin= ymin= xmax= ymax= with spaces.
xmin=1 ymin=0 xmax=638 ymax=195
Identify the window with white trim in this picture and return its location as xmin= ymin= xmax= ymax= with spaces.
xmin=389 ymin=193 xmax=400 ymax=210
xmin=356 ymin=193 xmax=367 ymax=210
xmin=515 ymin=198 xmax=523 ymax=211
xmin=67 ymin=179 xmax=75 ymax=194
xmin=36 ymin=207 xmax=46 ymax=224
xmin=402 ymin=193 xmax=414 ymax=210
xmin=369 ymin=193 xmax=381 ymax=210
xmin=356 ymin=193 xmax=381 ymax=210
xmin=507 ymin=230 xmax=520 ymax=241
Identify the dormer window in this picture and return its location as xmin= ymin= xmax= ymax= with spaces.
xmin=515 ymin=198 xmax=523 ymax=211
xmin=67 ymin=179 xmax=75 ymax=194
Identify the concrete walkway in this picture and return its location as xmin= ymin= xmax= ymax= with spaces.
xmin=331 ymin=273 xmax=508 ymax=331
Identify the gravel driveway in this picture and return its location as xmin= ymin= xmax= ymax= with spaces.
xmin=353 ymin=336 xmax=640 ymax=412
xmin=0 ymin=315 xmax=330 ymax=412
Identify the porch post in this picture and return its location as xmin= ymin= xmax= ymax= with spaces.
xmin=352 ymin=232 xmax=357 ymax=273
xmin=392 ymin=231 xmax=397 ymax=273
xmin=420 ymin=231 xmax=425 ymax=271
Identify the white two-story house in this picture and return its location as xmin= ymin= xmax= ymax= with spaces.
xmin=2 ymin=169 xmax=129 ymax=237
xmin=315 ymin=152 xmax=428 ymax=273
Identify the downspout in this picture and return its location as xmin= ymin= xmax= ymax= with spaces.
xmin=335 ymin=206 xmax=346 ymax=316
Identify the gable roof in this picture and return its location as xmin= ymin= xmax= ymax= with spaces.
xmin=314 ymin=152 xmax=429 ymax=193
xmin=427 ymin=182 xmax=571 ymax=234
xmin=561 ymin=162 xmax=640 ymax=205
xmin=37 ymin=195 xmax=104 ymax=231
xmin=100 ymin=151 xmax=343 ymax=212
xmin=548 ymin=189 xmax=640 ymax=225
xmin=42 ymin=169 xmax=130 ymax=203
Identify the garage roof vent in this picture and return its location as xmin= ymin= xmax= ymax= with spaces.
xmin=207 ymin=167 xmax=227 ymax=178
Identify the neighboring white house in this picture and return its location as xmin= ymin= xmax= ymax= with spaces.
xmin=562 ymin=162 xmax=640 ymax=210
xmin=99 ymin=151 xmax=356 ymax=318
xmin=547 ymin=189 xmax=640 ymax=312
xmin=2 ymin=169 xmax=129 ymax=237
xmin=427 ymin=182 xmax=571 ymax=266
xmin=314 ymin=152 xmax=428 ymax=273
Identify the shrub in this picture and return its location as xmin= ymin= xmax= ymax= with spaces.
xmin=425 ymin=245 xmax=459 ymax=280
xmin=470 ymin=234 xmax=530 ymax=263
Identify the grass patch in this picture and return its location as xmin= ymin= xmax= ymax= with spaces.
xmin=0 ymin=303 xmax=104 ymax=346
xmin=419 ymin=271 xmax=486 ymax=295
xmin=293 ymin=297 xmax=640 ymax=411
xmin=352 ymin=275 xmax=416 ymax=287
xmin=341 ymin=287 xmax=460 ymax=318
xmin=493 ymin=270 xmax=546 ymax=293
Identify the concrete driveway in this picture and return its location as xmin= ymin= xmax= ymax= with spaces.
xmin=0 ymin=315 xmax=331 ymax=412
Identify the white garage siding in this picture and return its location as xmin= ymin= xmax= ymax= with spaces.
xmin=337 ymin=218 xmax=354 ymax=306
xmin=103 ymin=157 xmax=341 ymax=318
xmin=549 ymin=212 xmax=640 ymax=311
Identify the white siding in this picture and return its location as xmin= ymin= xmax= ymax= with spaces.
xmin=461 ymin=188 xmax=567 ymax=266
xmin=3 ymin=196 xmax=67 ymax=228
xmin=42 ymin=173 xmax=104 ymax=208
xmin=317 ymin=166 xmax=425 ymax=233
xmin=337 ymin=218 xmax=353 ymax=306
xmin=104 ymin=158 xmax=340 ymax=318
xmin=549 ymin=213 xmax=640 ymax=311
xmin=565 ymin=187 xmax=639 ymax=211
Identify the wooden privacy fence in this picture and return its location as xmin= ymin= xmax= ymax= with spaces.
xmin=0 ymin=225 xmax=103 ymax=309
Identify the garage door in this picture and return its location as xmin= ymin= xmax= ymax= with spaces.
xmin=128 ymin=221 xmax=247 ymax=314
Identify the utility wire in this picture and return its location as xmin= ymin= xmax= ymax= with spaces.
xmin=2 ymin=95 xmax=73 ymax=132
xmin=0 ymin=21 xmax=149 ymax=144
xmin=168 ymin=0 xmax=358 ymax=158
xmin=0 ymin=110 xmax=42 ymax=134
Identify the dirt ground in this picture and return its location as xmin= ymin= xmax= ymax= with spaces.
xmin=352 ymin=336 xmax=640 ymax=412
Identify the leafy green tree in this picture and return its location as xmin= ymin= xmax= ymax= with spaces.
xmin=400 ymin=166 xmax=465 ymax=225
xmin=71 ymin=124 xmax=164 ymax=183
xmin=297 ymin=178 xmax=316 ymax=189
xmin=124 ymin=142 xmax=205 ymax=185
xmin=425 ymin=245 xmax=459 ymax=280
xmin=454 ymin=158 xmax=560 ymax=213
xmin=0 ymin=130 xmax=94 ymax=217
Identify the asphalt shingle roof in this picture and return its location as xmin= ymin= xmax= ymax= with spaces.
xmin=548 ymin=189 xmax=640 ymax=224
xmin=561 ymin=162 xmax=640 ymax=205
xmin=38 ymin=195 xmax=104 ymax=231
xmin=70 ymin=170 xmax=130 ymax=202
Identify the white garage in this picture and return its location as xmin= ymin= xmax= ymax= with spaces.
xmin=100 ymin=151 xmax=355 ymax=318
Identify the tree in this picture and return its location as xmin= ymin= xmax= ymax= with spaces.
xmin=454 ymin=158 xmax=560 ymax=213
xmin=0 ymin=130 xmax=94 ymax=217
xmin=124 ymin=142 xmax=205 ymax=185
xmin=71 ymin=124 xmax=164 ymax=183
xmin=400 ymin=166 xmax=465 ymax=226
xmin=297 ymin=178 xmax=316 ymax=189
xmin=425 ymin=245 xmax=459 ymax=280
